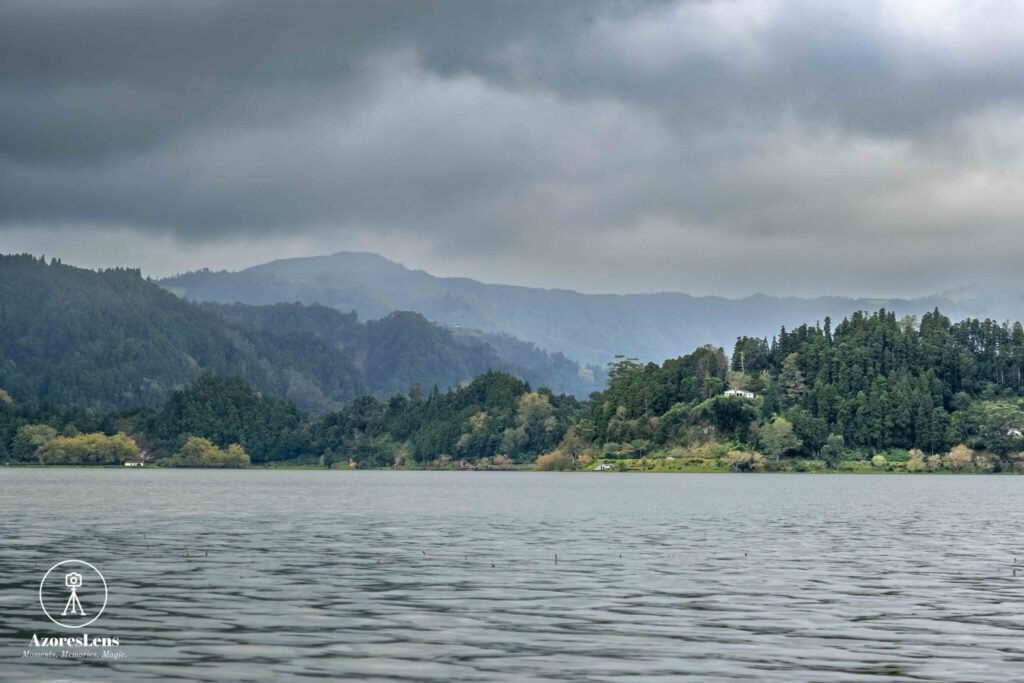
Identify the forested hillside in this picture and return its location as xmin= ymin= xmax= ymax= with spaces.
xmin=208 ymin=303 xmax=501 ymax=407
xmin=0 ymin=254 xmax=282 ymax=411
xmin=208 ymin=302 xmax=600 ymax=399
xmin=5 ymin=299 xmax=1023 ymax=472
xmin=0 ymin=255 xmax=596 ymax=414
xmin=165 ymin=258 xmax=605 ymax=396
xmin=140 ymin=374 xmax=308 ymax=463
xmin=579 ymin=309 xmax=1024 ymax=471
xmin=0 ymin=371 xmax=575 ymax=466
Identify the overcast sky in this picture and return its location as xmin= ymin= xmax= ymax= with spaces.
xmin=2 ymin=0 xmax=1023 ymax=297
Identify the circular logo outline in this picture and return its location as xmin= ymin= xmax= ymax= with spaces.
xmin=39 ymin=559 xmax=108 ymax=629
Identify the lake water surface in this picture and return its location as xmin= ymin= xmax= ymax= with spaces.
xmin=2 ymin=470 xmax=1024 ymax=681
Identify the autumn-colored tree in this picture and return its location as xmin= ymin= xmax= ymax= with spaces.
xmin=171 ymin=436 xmax=250 ymax=468
xmin=501 ymin=391 xmax=558 ymax=457
xmin=944 ymin=444 xmax=974 ymax=472
xmin=906 ymin=449 xmax=926 ymax=472
xmin=224 ymin=443 xmax=251 ymax=468
xmin=534 ymin=449 xmax=575 ymax=471
xmin=490 ymin=454 xmax=513 ymax=470
xmin=38 ymin=432 xmax=140 ymax=465
xmin=557 ymin=425 xmax=589 ymax=462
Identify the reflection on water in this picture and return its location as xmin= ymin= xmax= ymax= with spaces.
xmin=2 ymin=470 xmax=1024 ymax=681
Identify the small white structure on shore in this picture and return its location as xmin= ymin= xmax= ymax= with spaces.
xmin=594 ymin=463 xmax=614 ymax=471
xmin=124 ymin=460 xmax=145 ymax=467
xmin=724 ymin=389 xmax=756 ymax=399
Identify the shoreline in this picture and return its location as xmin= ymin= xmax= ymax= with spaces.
xmin=2 ymin=463 xmax=1017 ymax=474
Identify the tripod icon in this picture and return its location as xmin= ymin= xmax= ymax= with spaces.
xmin=62 ymin=572 xmax=87 ymax=617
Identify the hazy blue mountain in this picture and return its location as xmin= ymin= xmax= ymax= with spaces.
xmin=161 ymin=251 xmax=1024 ymax=367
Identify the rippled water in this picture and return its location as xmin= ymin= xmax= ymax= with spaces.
xmin=2 ymin=470 xmax=1024 ymax=681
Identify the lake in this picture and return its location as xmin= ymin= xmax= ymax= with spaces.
xmin=2 ymin=470 xmax=1024 ymax=681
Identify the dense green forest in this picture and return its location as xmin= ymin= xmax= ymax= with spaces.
xmin=0 ymin=372 xmax=572 ymax=467
xmin=0 ymin=255 xmax=268 ymax=411
xmin=583 ymin=309 xmax=1024 ymax=471
xmin=0 ymin=255 xmax=600 ymax=415
xmin=3 ymin=298 xmax=1024 ymax=471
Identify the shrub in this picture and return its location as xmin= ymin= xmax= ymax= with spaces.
xmin=821 ymin=434 xmax=846 ymax=469
xmin=491 ymin=454 xmax=514 ymax=470
xmin=871 ymin=454 xmax=888 ymax=468
xmin=722 ymin=450 xmax=765 ymax=472
xmin=881 ymin=448 xmax=910 ymax=463
xmin=944 ymin=444 xmax=974 ymax=472
xmin=601 ymin=442 xmax=623 ymax=459
xmin=972 ymin=451 xmax=997 ymax=473
xmin=13 ymin=424 xmax=58 ymax=460
xmin=170 ymin=436 xmax=250 ymax=468
xmin=906 ymin=449 xmax=926 ymax=472
xmin=535 ymin=449 xmax=575 ymax=471
xmin=38 ymin=432 xmax=140 ymax=465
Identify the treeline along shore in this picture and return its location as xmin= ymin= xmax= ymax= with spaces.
xmin=4 ymin=280 xmax=1024 ymax=472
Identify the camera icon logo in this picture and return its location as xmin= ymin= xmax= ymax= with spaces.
xmin=39 ymin=560 xmax=108 ymax=629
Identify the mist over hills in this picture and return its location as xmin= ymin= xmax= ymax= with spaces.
xmin=161 ymin=251 xmax=1024 ymax=368
xmin=9 ymin=251 xmax=1019 ymax=418
xmin=0 ymin=255 xmax=599 ymax=413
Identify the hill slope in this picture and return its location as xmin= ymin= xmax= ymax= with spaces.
xmin=161 ymin=251 xmax=1024 ymax=367
xmin=0 ymin=255 xmax=599 ymax=412
xmin=0 ymin=255 xmax=283 ymax=411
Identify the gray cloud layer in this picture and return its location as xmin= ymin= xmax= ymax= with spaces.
xmin=2 ymin=0 xmax=1023 ymax=296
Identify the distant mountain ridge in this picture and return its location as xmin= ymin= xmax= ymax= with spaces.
xmin=160 ymin=251 xmax=1024 ymax=367
xmin=0 ymin=255 xmax=600 ymax=413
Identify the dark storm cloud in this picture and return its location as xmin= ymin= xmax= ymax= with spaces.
xmin=2 ymin=0 xmax=1024 ymax=295
xmin=0 ymin=0 xmax=602 ymax=161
